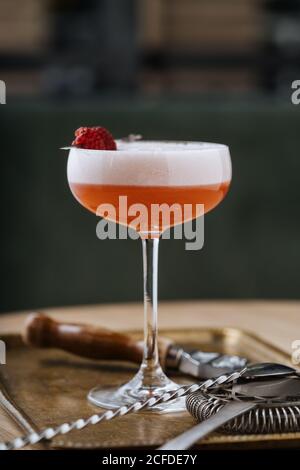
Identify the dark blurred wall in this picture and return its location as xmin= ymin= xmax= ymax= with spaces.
xmin=1 ymin=98 xmax=300 ymax=313
xmin=1 ymin=1 xmax=300 ymax=313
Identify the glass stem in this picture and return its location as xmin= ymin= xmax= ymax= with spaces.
xmin=141 ymin=237 xmax=161 ymax=377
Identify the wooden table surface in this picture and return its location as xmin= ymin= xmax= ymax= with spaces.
xmin=1 ymin=300 xmax=300 ymax=447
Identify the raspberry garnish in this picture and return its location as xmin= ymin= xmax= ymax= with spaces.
xmin=72 ymin=126 xmax=117 ymax=150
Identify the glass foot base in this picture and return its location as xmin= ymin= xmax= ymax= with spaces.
xmin=88 ymin=376 xmax=186 ymax=413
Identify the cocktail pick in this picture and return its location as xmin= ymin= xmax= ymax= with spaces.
xmin=121 ymin=134 xmax=143 ymax=142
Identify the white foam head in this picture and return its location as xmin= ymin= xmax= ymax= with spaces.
xmin=67 ymin=140 xmax=231 ymax=186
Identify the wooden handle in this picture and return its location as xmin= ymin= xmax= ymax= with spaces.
xmin=23 ymin=313 xmax=172 ymax=366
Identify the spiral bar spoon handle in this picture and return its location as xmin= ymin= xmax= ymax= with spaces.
xmin=0 ymin=370 xmax=244 ymax=450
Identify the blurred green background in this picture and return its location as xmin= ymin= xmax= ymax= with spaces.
xmin=1 ymin=0 xmax=300 ymax=312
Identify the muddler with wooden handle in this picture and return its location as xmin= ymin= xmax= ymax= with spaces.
xmin=23 ymin=313 xmax=247 ymax=379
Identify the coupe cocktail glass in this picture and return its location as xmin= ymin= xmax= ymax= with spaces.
xmin=67 ymin=140 xmax=231 ymax=412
